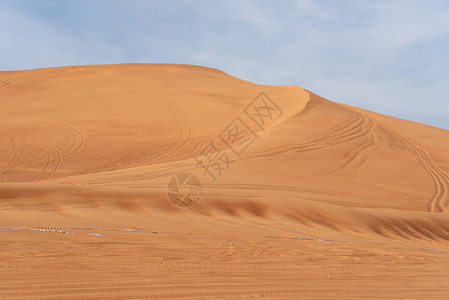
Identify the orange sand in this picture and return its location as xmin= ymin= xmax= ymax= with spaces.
xmin=1 ymin=64 xmax=449 ymax=299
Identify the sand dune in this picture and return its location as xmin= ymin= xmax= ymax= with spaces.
xmin=1 ymin=64 xmax=449 ymax=299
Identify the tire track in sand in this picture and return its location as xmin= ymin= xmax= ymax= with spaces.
xmin=1 ymin=138 xmax=23 ymax=179
xmin=329 ymin=133 xmax=382 ymax=173
xmin=168 ymin=94 xmax=215 ymax=157
xmin=58 ymin=125 xmax=86 ymax=158
xmin=125 ymin=89 xmax=193 ymax=165
xmin=148 ymin=88 xmax=213 ymax=162
xmin=245 ymin=109 xmax=375 ymax=161
xmin=120 ymin=88 xmax=193 ymax=166
xmin=5 ymin=140 xmax=63 ymax=181
xmin=0 ymin=69 xmax=67 ymax=105
xmin=348 ymin=106 xmax=449 ymax=213
xmin=1 ymin=125 xmax=85 ymax=182
xmin=292 ymin=111 xmax=375 ymax=152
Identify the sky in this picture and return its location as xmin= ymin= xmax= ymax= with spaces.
xmin=1 ymin=0 xmax=448 ymax=130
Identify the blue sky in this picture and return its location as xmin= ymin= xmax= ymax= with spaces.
xmin=1 ymin=0 xmax=448 ymax=130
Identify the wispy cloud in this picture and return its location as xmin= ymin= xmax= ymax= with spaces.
xmin=0 ymin=6 xmax=124 ymax=69
xmin=0 ymin=0 xmax=448 ymax=129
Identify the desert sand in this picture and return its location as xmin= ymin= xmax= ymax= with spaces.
xmin=1 ymin=63 xmax=449 ymax=299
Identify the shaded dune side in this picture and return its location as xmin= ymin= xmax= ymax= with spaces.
xmin=2 ymin=182 xmax=449 ymax=243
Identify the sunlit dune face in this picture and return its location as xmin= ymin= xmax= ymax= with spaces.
xmin=1 ymin=64 xmax=449 ymax=299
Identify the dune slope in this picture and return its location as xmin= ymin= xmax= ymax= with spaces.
xmin=1 ymin=64 xmax=449 ymax=299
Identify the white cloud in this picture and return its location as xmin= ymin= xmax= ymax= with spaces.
xmin=0 ymin=0 xmax=448 ymax=129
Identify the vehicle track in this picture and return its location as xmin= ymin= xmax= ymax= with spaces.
xmin=3 ymin=138 xmax=35 ymax=181
xmin=79 ymin=151 xmax=121 ymax=175
xmin=293 ymin=111 xmax=374 ymax=151
xmin=330 ymin=133 xmax=382 ymax=172
xmin=165 ymin=88 xmax=216 ymax=156
xmin=155 ymin=92 xmax=190 ymax=160
xmin=348 ymin=106 xmax=449 ymax=213
xmin=58 ymin=124 xmax=86 ymax=158
xmin=133 ymin=88 xmax=214 ymax=166
xmin=391 ymin=143 xmax=411 ymax=153
xmin=7 ymin=140 xmax=63 ymax=181
xmin=245 ymin=109 xmax=375 ymax=161
xmin=1 ymin=125 xmax=85 ymax=182
xmin=163 ymin=90 xmax=194 ymax=158
xmin=1 ymin=138 xmax=23 ymax=180
xmin=123 ymin=88 xmax=194 ymax=167
xmin=0 ymin=69 xmax=68 ymax=105
xmin=3 ymin=128 xmax=56 ymax=181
